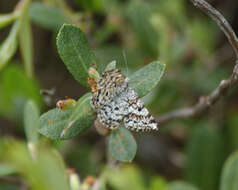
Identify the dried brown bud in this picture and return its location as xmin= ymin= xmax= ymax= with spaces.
xmin=56 ymin=98 xmax=76 ymax=111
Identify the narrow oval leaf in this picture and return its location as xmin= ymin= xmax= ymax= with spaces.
xmin=19 ymin=6 xmax=34 ymax=78
xmin=108 ymin=127 xmax=137 ymax=162
xmin=29 ymin=2 xmax=68 ymax=31
xmin=220 ymin=152 xmax=238 ymax=190
xmin=0 ymin=13 xmax=19 ymax=29
xmin=24 ymin=100 xmax=40 ymax=145
xmin=39 ymin=108 xmax=73 ymax=139
xmin=0 ymin=65 xmax=43 ymax=122
xmin=185 ymin=123 xmax=225 ymax=190
xmin=3 ymin=141 xmax=70 ymax=190
xmin=0 ymin=20 xmax=20 ymax=71
xmin=57 ymin=24 xmax=97 ymax=87
xmin=129 ymin=61 xmax=165 ymax=97
xmin=169 ymin=181 xmax=199 ymax=190
xmin=39 ymin=93 xmax=96 ymax=139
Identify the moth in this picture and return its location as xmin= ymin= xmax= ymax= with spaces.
xmin=88 ymin=62 xmax=158 ymax=132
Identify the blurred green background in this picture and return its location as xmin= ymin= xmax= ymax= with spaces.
xmin=1 ymin=0 xmax=238 ymax=190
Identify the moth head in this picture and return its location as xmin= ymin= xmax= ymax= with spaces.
xmin=88 ymin=67 xmax=100 ymax=92
xmin=87 ymin=77 xmax=98 ymax=92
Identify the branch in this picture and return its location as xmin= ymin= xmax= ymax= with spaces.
xmin=191 ymin=0 xmax=238 ymax=58
xmin=158 ymin=0 xmax=238 ymax=124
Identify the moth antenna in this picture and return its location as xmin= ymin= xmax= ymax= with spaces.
xmin=122 ymin=50 xmax=129 ymax=77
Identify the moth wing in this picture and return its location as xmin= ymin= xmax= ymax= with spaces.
xmin=97 ymin=98 xmax=128 ymax=130
xmin=123 ymin=89 xmax=158 ymax=132
xmin=91 ymin=69 xmax=128 ymax=110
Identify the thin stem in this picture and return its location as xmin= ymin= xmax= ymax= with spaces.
xmin=158 ymin=0 xmax=238 ymax=124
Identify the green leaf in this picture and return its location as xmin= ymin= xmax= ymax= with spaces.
xmin=169 ymin=181 xmax=199 ymax=190
xmin=0 ymin=20 xmax=20 ymax=71
xmin=39 ymin=108 xmax=73 ymax=139
xmin=186 ymin=18 xmax=216 ymax=55
xmin=24 ymin=100 xmax=40 ymax=145
xmin=150 ymin=176 xmax=169 ymax=190
xmin=57 ymin=24 xmax=97 ymax=87
xmin=155 ymin=0 xmax=187 ymax=27
xmin=129 ymin=61 xmax=165 ymax=97
xmin=0 ymin=12 xmax=19 ymax=29
xmin=126 ymin=1 xmax=159 ymax=58
xmin=108 ymin=127 xmax=137 ymax=162
xmin=2 ymin=140 xmax=70 ymax=190
xmin=39 ymin=93 xmax=96 ymax=140
xmin=74 ymin=0 xmax=104 ymax=13
xmin=19 ymin=5 xmax=34 ymax=78
xmin=0 ymin=65 xmax=43 ymax=123
xmin=185 ymin=123 xmax=226 ymax=190
xmin=29 ymin=2 xmax=68 ymax=31
xmin=0 ymin=164 xmax=16 ymax=176
xmin=104 ymin=165 xmax=146 ymax=190
xmin=226 ymin=113 xmax=238 ymax=149
xmin=220 ymin=152 xmax=238 ymax=190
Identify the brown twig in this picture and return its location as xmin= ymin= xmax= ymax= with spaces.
xmin=158 ymin=0 xmax=238 ymax=124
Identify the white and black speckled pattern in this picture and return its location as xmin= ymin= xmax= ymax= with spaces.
xmin=90 ymin=69 xmax=158 ymax=132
